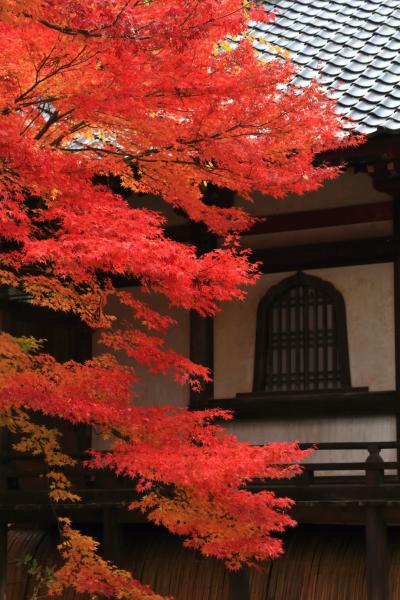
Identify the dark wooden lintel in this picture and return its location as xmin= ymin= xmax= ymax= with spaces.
xmin=254 ymin=484 xmax=400 ymax=503
xmin=115 ymin=227 xmax=399 ymax=288
xmin=244 ymin=201 xmax=393 ymax=237
xmin=320 ymin=133 xmax=400 ymax=165
xmin=191 ymin=390 xmax=399 ymax=420
xmin=252 ymin=236 xmax=399 ymax=274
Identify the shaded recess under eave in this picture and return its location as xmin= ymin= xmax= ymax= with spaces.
xmin=6 ymin=524 xmax=400 ymax=599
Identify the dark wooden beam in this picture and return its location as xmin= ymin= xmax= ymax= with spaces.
xmin=251 ymin=483 xmax=400 ymax=503
xmin=321 ymin=133 xmax=400 ymax=166
xmin=190 ymin=390 xmax=399 ymax=420
xmin=244 ymin=201 xmax=393 ymax=237
xmin=114 ymin=231 xmax=399 ymax=287
xmin=229 ymin=569 xmax=250 ymax=600
xmin=0 ymin=522 xmax=6 ymax=600
xmin=365 ymin=507 xmax=389 ymax=600
xmin=252 ymin=236 xmax=400 ymax=274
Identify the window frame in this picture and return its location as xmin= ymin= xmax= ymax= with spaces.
xmin=252 ymin=271 xmax=351 ymax=393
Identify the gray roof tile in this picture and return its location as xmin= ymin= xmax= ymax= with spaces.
xmin=354 ymin=100 xmax=375 ymax=112
xmin=253 ymin=0 xmax=400 ymax=135
xmin=345 ymin=84 xmax=368 ymax=97
xmin=387 ymin=39 xmax=400 ymax=51
xmin=370 ymin=81 xmax=396 ymax=94
xmin=371 ymin=105 xmax=396 ymax=118
xmin=378 ymin=72 xmax=400 ymax=85
xmin=381 ymin=119 xmax=400 ymax=131
xmin=382 ymin=95 xmax=400 ymax=108
xmin=338 ymin=94 xmax=359 ymax=106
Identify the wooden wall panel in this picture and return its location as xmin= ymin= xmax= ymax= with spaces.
xmin=8 ymin=524 xmax=400 ymax=600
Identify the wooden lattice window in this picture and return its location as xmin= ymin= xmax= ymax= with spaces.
xmin=253 ymin=272 xmax=351 ymax=392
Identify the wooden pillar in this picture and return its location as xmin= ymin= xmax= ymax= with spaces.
xmin=393 ymin=198 xmax=400 ymax=468
xmin=228 ymin=568 xmax=250 ymax=600
xmin=190 ymin=311 xmax=214 ymax=403
xmin=189 ymin=221 xmax=216 ymax=405
xmin=0 ymin=522 xmax=7 ymax=600
xmin=365 ymin=507 xmax=389 ymax=600
xmin=102 ymin=507 xmax=121 ymax=564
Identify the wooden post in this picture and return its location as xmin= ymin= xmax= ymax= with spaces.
xmin=229 ymin=568 xmax=250 ymax=600
xmin=0 ymin=522 xmax=7 ymax=600
xmin=189 ymin=221 xmax=216 ymax=405
xmin=365 ymin=507 xmax=389 ymax=600
xmin=393 ymin=198 xmax=400 ymax=471
xmin=190 ymin=311 xmax=214 ymax=403
xmin=366 ymin=444 xmax=384 ymax=486
xmin=102 ymin=507 xmax=121 ymax=564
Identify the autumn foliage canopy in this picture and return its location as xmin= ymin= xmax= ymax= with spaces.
xmin=0 ymin=0 xmax=353 ymax=597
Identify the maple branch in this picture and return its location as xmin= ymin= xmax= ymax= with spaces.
xmin=50 ymin=120 xmax=87 ymax=147
xmin=36 ymin=19 xmax=103 ymax=38
xmin=19 ymin=109 xmax=43 ymax=136
xmin=34 ymin=109 xmax=74 ymax=141
xmin=32 ymin=1 xmax=151 ymax=42
xmin=15 ymin=46 xmax=96 ymax=104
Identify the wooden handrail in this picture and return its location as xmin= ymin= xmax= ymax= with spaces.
xmin=1 ymin=441 xmax=400 ymax=497
xmin=302 ymin=462 xmax=399 ymax=471
xmin=256 ymin=441 xmax=400 ymax=450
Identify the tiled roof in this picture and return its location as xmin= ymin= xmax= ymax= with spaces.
xmin=250 ymin=0 xmax=400 ymax=135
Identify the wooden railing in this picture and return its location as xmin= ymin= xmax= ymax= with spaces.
xmin=250 ymin=441 xmax=400 ymax=502
xmin=1 ymin=442 xmax=400 ymax=510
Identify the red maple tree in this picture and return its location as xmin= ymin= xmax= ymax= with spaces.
xmin=0 ymin=1 xmax=356 ymax=597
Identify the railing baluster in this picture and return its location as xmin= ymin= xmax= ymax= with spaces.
xmin=366 ymin=444 xmax=384 ymax=486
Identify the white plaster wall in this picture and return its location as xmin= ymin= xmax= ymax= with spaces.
xmin=236 ymin=170 xmax=391 ymax=216
xmin=214 ymin=263 xmax=395 ymax=398
xmin=225 ymin=416 xmax=396 ymax=445
xmin=92 ymin=288 xmax=190 ymax=408
xmin=225 ymin=415 xmax=397 ymax=470
xmin=242 ymin=220 xmax=392 ymax=249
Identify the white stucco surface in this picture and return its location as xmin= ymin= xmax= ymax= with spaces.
xmin=92 ymin=288 xmax=190 ymax=408
xmin=225 ymin=415 xmax=398 ymax=467
xmin=241 ymin=220 xmax=392 ymax=249
xmin=236 ymin=170 xmax=391 ymax=216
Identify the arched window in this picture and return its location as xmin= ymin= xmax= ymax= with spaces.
xmin=253 ymin=272 xmax=351 ymax=393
